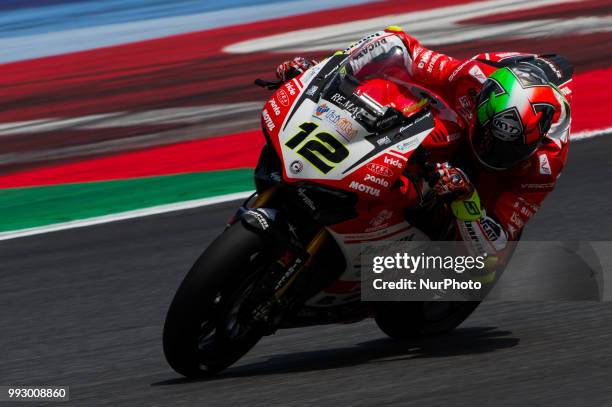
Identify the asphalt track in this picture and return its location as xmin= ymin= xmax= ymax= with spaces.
xmin=2 ymin=136 xmax=612 ymax=406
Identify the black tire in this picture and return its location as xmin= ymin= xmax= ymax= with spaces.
xmin=374 ymin=301 xmax=480 ymax=341
xmin=163 ymin=222 xmax=269 ymax=377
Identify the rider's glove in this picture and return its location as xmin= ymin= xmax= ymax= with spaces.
xmin=275 ymin=57 xmax=319 ymax=82
xmin=428 ymin=162 xmax=474 ymax=202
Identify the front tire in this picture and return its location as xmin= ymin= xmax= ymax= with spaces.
xmin=163 ymin=222 xmax=269 ymax=377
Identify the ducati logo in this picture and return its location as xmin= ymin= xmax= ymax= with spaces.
xmin=491 ymin=108 xmax=523 ymax=141
xmin=289 ymin=160 xmax=303 ymax=174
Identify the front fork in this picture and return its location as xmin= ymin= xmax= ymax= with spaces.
xmin=237 ymin=187 xmax=328 ymax=328
xmin=253 ymin=186 xmax=328 ymax=297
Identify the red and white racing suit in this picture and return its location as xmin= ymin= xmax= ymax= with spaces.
xmin=343 ymin=27 xmax=574 ymax=255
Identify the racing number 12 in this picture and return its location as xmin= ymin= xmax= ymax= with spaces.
xmin=285 ymin=122 xmax=349 ymax=174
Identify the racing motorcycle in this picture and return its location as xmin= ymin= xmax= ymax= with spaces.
xmin=163 ymin=49 xmax=480 ymax=378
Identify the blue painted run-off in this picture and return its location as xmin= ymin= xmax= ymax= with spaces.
xmin=0 ymin=0 xmax=375 ymax=64
xmin=0 ymin=0 xmax=298 ymax=38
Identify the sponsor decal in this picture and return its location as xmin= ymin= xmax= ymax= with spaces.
xmin=335 ymin=117 xmax=358 ymax=141
xmin=366 ymin=163 xmax=394 ymax=178
xmin=364 ymin=173 xmax=390 ymax=188
xmin=417 ymin=50 xmax=432 ymax=69
xmin=384 ymin=156 xmax=403 ymax=169
xmin=457 ymin=95 xmax=473 ymax=121
xmin=461 ymin=221 xmax=487 ymax=255
xmin=427 ymin=53 xmax=441 ymax=73
xmin=492 ymin=109 xmax=523 ymax=141
xmin=560 ymin=86 xmax=571 ymax=96
xmin=345 ymin=31 xmax=382 ymax=52
xmin=330 ymin=93 xmax=360 ymax=115
xmin=510 ymin=211 xmax=524 ymax=228
xmin=277 ymin=89 xmax=290 ymax=107
xmin=448 ymin=59 xmax=471 ymax=82
xmin=376 ymin=135 xmax=392 ymax=146
xmin=314 ymin=103 xmax=330 ymax=118
xmin=520 ymin=182 xmax=555 ymax=190
xmin=268 ymin=99 xmax=281 ymax=116
xmin=367 ymin=209 xmax=393 ymax=231
xmin=519 ymin=205 xmax=534 ymax=218
xmin=469 ymin=65 xmax=487 ymax=83
xmin=354 ymin=38 xmax=388 ymax=60
xmin=394 ymin=137 xmax=420 ymax=152
xmin=481 ymin=218 xmax=502 ymax=241
xmin=248 ymin=209 xmax=269 ymax=230
xmin=541 ymin=58 xmax=563 ymax=79
xmin=349 ymin=181 xmax=380 ymax=196
xmin=313 ymin=103 xmax=342 ymax=124
xmin=538 ymin=153 xmax=552 ymax=175
xmin=289 ymin=160 xmax=303 ymax=174
xmin=464 ymin=200 xmax=481 ymax=216
xmin=275 ymin=257 xmax=303 ymax=290
xmin=285 ymin=82 xmax=297 ymax=96
xmin=262 ymin=109 xmax=275 ymax=131
xmin=325 ymin=109 xmax=341 ymax=125
xmin=496 ymin=52 xmax=521 ymax=58
xmin=306 ymin=85 xmax=319 ymax=96
xmin=297 ymin=187 xmax=316 ymax=211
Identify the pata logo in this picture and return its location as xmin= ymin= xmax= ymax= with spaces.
xmin=366 ymin=163 xmax=393 ymax=177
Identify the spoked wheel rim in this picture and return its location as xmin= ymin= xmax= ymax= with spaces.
xmin=196 ymin=262 xmax=264 ymax=367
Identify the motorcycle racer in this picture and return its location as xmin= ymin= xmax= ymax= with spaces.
xmin=275 ymin=26 xmax=573 ymax=261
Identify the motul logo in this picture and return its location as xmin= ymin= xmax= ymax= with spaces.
xmin=383 ymin=156 xmax=403 ymax=168
xmin=262 ymin=109 xmax=275 ymax=131
xmin=366 ymin=163 xmax=393 ymax=177
xmin=349 ymin=181 xmax=380 ymax=196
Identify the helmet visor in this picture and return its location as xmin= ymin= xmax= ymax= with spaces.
xmin=471 ymin=124 xmax=539 ymax=170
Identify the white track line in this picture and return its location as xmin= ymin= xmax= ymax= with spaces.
xmin=0 ymin=191 xmax=253 ymax=242
xmin=0 ymin=127 xmax=610 ymax=242
xmin=572 ymin=127 xmax=612 ymax=141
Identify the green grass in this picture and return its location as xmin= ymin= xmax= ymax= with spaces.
xmin=0 ymin=169 xmax=254 ymax=232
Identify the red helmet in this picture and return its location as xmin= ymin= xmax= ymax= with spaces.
xmin=469 ymin=62 xmax=563 ymax=170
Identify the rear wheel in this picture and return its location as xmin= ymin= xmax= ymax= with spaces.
xmin=374 ymin=301 xmax=480 ymax=340
xmin=163 ymin=222 xmax=270 ymax=377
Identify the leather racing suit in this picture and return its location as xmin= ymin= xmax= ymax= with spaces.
xmin=341 ymin=27 xmax=574 ymax=258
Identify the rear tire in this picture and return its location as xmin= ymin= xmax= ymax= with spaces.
xmin=163 ymin=222 xmax=269 ymax=377
xmin=374 ymin=301 xmax=480 ymax=340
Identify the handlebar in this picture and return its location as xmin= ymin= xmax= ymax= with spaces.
xmin=254 ymin=78 xmax=283 ymax=90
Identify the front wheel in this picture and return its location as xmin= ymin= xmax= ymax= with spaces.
xmin=374 ymin=301 xmax=481 ymax=341
xmin=163 ymin=222 xmax=270 ymax=377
